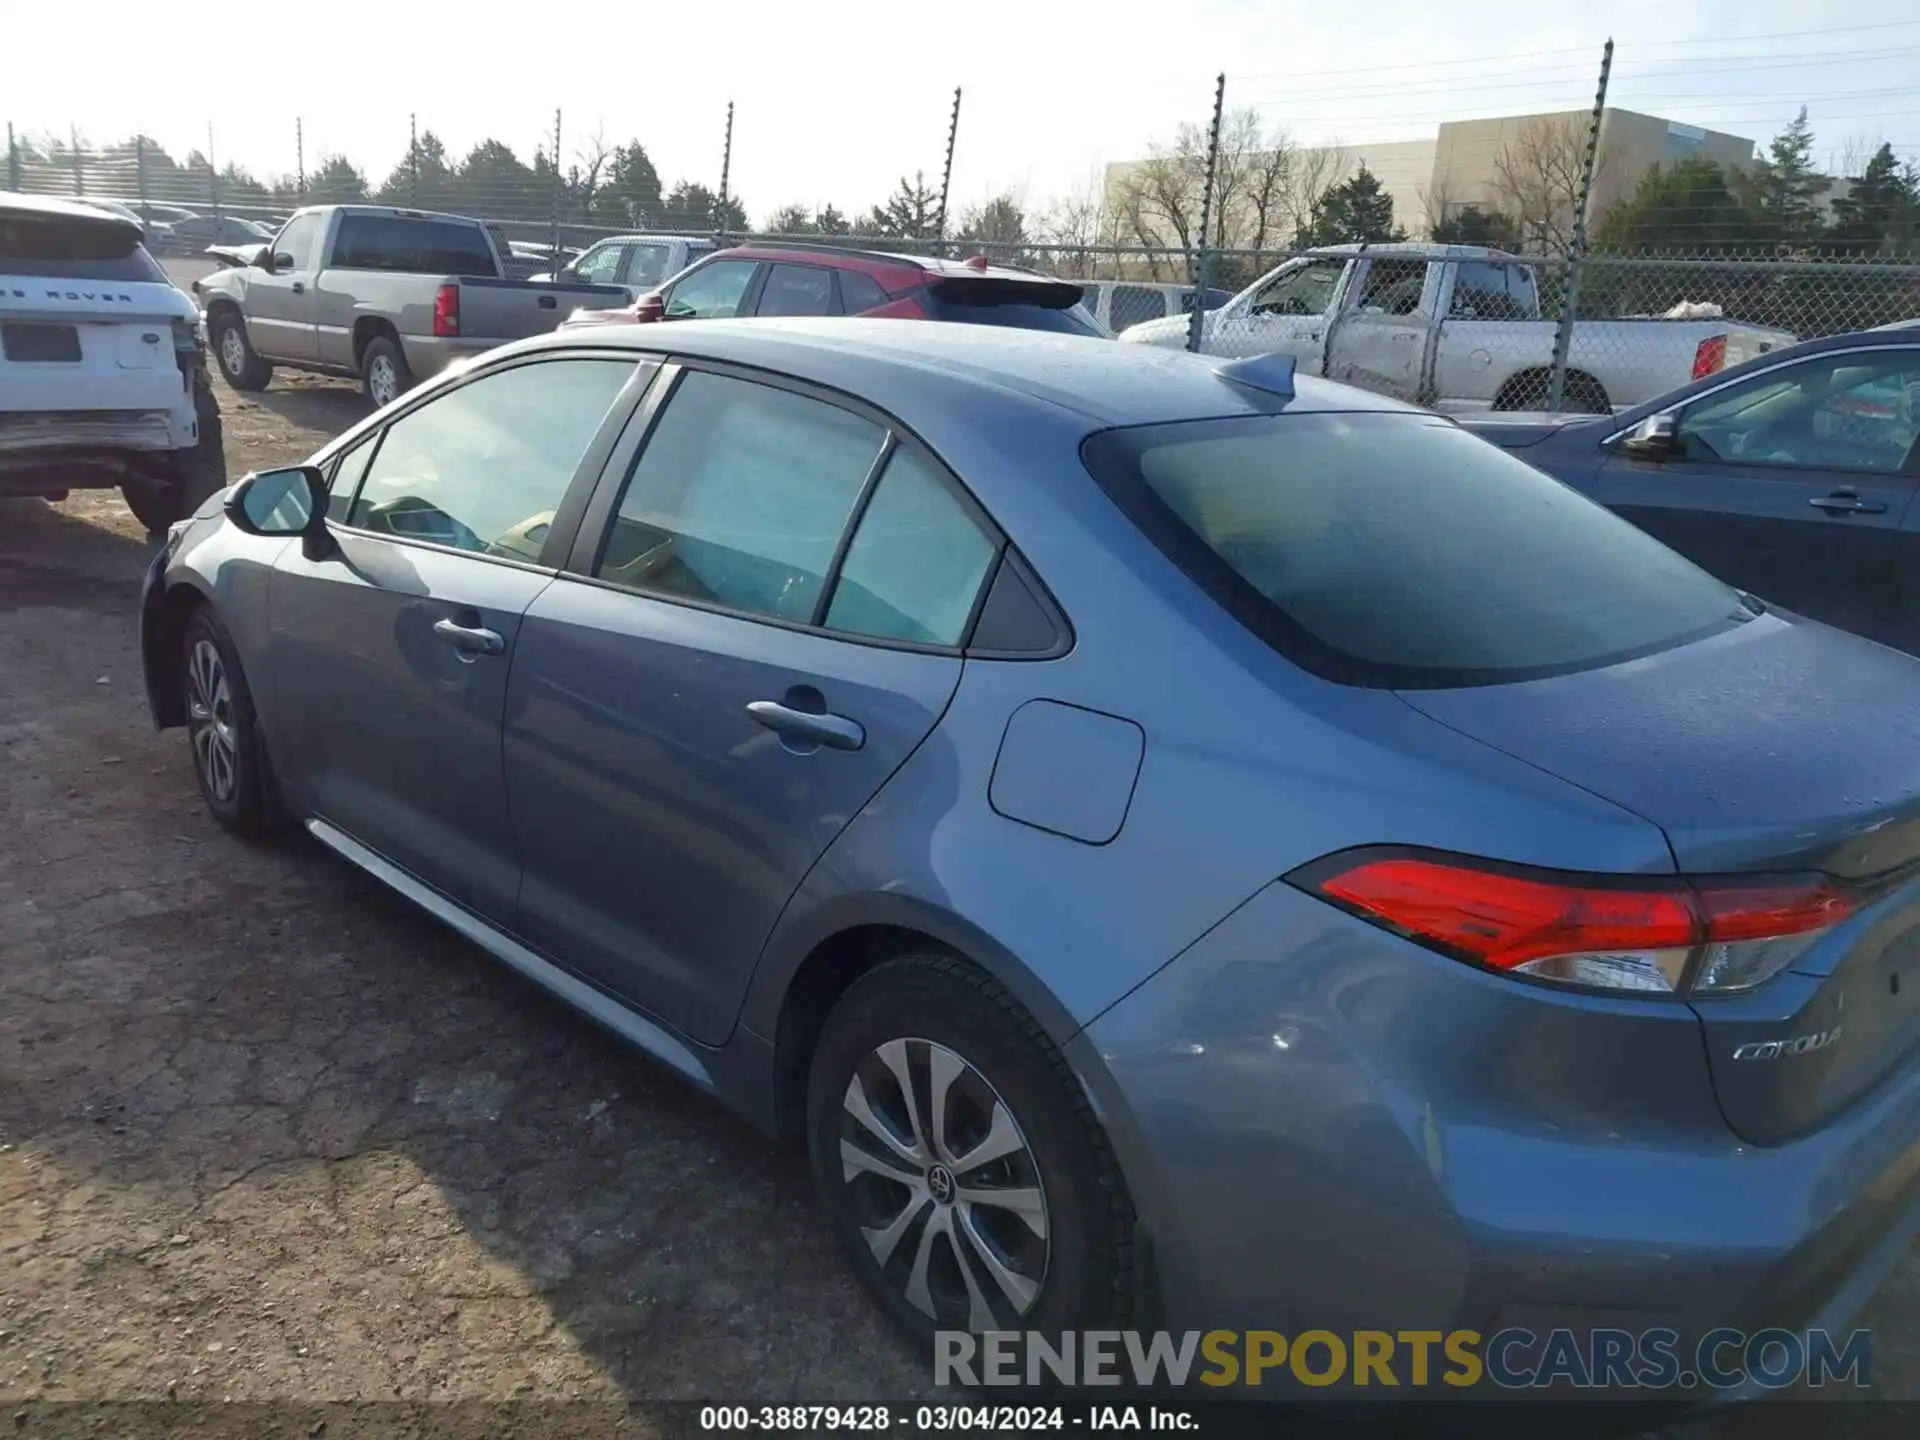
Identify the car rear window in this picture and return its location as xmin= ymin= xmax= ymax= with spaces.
xmin=922 ymin=278 xmax=1103 ymax=336
xmin=330 ymin=214 xmax=498 ymax=276
xmin=1082 ymin=411 xmax=1752 ymax=689
xmin=0 ymin=211 xmax=168 ymax=282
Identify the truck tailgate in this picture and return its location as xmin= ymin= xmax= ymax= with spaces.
xmin=457 ymin=278 xmax=630 ymax=343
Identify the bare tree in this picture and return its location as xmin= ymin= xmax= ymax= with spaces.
xmin=1033 ymin=170 xmax=1113 ymax=279
xmin=570 ymin=122 xmax=613 ymax=216
xmin=1490 ymin=117 xmax=1601 ymax=256
xmin=1287 ymin=143 xmax=1350 ymax=243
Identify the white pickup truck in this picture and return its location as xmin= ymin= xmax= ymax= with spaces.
xmin=1118 ymin=243 xmax=1796 ymax=413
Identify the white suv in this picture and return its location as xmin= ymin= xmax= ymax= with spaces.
xmin=1 ymin=193 xmax=224 ymax=532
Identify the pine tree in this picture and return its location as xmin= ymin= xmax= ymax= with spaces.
xmin=1828 ymin=143 xmax=1920 ymax=255
xmin=1297 ymin=164 xmax=1405 ymax=246
xmin=1593 ymin=158 xmax=1764 ymax=252
xmin=863 ymin=173 xmax=941 ymax=240
xmin=1740 ymin=107 xmax=1827 ymax=245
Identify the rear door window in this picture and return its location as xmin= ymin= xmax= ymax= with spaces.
xmin=594 ymin=370 xmax=886 ymax=623
xmin=757 ymin=264 xmax=838 ymax=317
xmin=1110 ymin=285 xmax=1167 ymax=332
xmin=1448 ymin=261 xmax=1536 ymax=320
xmin=1082 ymin=412 xmax=1751 ymax=688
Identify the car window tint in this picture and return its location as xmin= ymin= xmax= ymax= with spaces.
xmin=573 ymin=242 xmax=625 ymax=284
xmin=1354 ymin=259 xmax=1427 ymax=317
xmin=327 ymin=436 xmax=378 ymax=523
xmin=1110 ymin=285 xmax=1166 ymax=332
xmin=758 ymin=264 xmax=837 ymax=317
xmin=0 ymin=211 xmax=169 ymax=282
xmin=826 ymin=449 xmax=998 ymax=646
xmin=273 ymin=214 xmax=322 ymax=269
xmin=1678 ymin=351 xmax=1920 ymax=474
xmin=596 ymin=371 xmax=885 ymax=623
xmin=838 ymin=269 xmax=890 ymax=314
xmin=1250 ymin=259 xmax=1344 ymax=317
xmin=1448 ymin=261 xmax=1536 ymax=320
xmin=1083 ymin=412 xmax=1750 ymax=688
xmin=347 ymin=359 xmax=633 ymax=556
xmin=664 ymin=260 xmax=757 ymax=319
xmin=330 ymin=215 xmax=497 ymax=276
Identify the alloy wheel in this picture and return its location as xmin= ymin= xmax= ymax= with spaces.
xmin=186 ymin=638 xmax=238 ymax=802
xmin=839 ymin=1037 xmax=1050 ymax=1331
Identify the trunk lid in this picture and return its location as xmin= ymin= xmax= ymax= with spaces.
xmin=1399 ymin=609 xmax=1920 ymax=1143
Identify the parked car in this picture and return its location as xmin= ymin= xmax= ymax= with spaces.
xmin=133 ymin=201 xmax=202 ymax=228
xmin=1119 ymin=243 xmax=1796 ymax=413
xmin=533 ymin=233 xmax=717 ymax=300
xmin=0 ymin=193 xmax=224 ymax=532
xmin=140 ymin=319 xmax=1920 ymax=1374
xmin=561 ymin=243 xmax=1102 ymax=335
xmin=192 ymin=204 xmax=630 ymax=405
xmin=69 ymin=197 xmax=177 ymax=252
xmin=499 ymin=240 xmax=581 ymax=281
xmin=1460 ymin=325 xmax=1920 ymax=658
xmin=152 ymin=213 xmax=274 ymax=255
xmin=1079 ymin=278 xmax=1232 ymax=335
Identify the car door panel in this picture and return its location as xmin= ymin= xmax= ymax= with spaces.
xmin=246 ymin=213 xmax=323 ymax=362
xmin=1326 ymin=259 xmax=1432 ymax=402
xmin=268 ymin=539 xmax=553 ymax=922
xmin=503 ymin=582 xmax=961 ymax=1043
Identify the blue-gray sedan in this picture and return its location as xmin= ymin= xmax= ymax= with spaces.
xmin=140 ymin=319 xmax=1920 ymax=1390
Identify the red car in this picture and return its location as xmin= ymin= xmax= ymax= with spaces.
xmin=560 ymin=242 xmax=1105 ymax=335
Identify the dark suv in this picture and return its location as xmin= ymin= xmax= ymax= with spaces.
xmin=560 ymin=242 xmax=1104 ymax=336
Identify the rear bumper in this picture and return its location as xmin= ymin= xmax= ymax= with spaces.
xmin=1074 ymin=878 xmax=1920 ymax=1397
xmin=0 ymin=409 xmax=186 ymax=455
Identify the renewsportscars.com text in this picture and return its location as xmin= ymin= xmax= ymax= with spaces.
xmin=935 ymin=1327 xmax=1871 ymax=1391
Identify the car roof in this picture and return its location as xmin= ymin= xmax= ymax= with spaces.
xmin=1302 ymin=242 xmax=1519 ymax=261
xmin=589 ymin=233 xmax=716 ymax=246
xmin=0 ymin=191 xmax=142 ymax=233
xmin=714 ymin=241 xmax=1057 ymax=287
xmin=524 ymin=316 xmax=1423 ymax=427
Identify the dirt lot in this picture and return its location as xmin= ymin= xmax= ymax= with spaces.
xmin=2 ymin=369 xmax=1918 ymax=1429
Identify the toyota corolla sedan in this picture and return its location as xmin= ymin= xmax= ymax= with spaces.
xmin=139 ymin=320 xmax=1920 ymax=1390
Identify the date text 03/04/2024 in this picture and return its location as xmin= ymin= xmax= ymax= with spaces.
xmin=698 ymin=1406 xmax=1195 ymax=1431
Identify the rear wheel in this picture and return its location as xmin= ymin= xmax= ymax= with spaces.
xmin=360 ymin=336 xmax=412 ymax=409
xmin=807 ymin=954 xmax=1134 ymax=1343
xmin=211 ymin=309 xmax=272 ymax=391
xmin=181 ymin=606 xmax=280 ymax=839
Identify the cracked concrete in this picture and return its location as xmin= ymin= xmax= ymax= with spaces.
xmin=2 ymin=371 xmax=1916 ymax=1431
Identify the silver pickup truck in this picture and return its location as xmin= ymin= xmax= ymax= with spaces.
xmin=193 ymin=204 xmax=629 ymax=406
xmin=1119 ymin=243 xmax=1797 ymax=414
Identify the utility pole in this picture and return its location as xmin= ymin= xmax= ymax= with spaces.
xmin=70 ymin=123 xmax=84 ymax=196
xmin=207 ymin=121 xmax=220 ymax=219
xmin=547 ymin=108 xmax=562 ymax=266
xmin=409 ymin=113 xmax=419 ymax=207
xmin=1547 ymin=38 xmax=1613 ymax=412
xmin=296 ymin=118 xmax=306 ymax=202
xmin=933 ymin=86 xmax=962 ymax=251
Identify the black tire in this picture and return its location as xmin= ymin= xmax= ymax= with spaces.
xmin=1561 ymin=373 xmax=1612 ymax=415
xmin=180 ymin=606 xmax=281 ymax=839
xmin=360 ymin=335 xmax=413 ymax=409
xmin=210 ymin=308 xmax=272 ymax=391
xmin=807 ymin=953 xmax=1134 ymax=1347
xmin=121 ymin=382 xmax=229 ymax=536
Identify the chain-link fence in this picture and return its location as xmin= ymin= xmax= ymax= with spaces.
xmin=9 ymin=23 xmax=1919 ymax=417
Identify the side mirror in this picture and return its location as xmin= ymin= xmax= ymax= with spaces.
xmin=224 ymin=465 xmax=333 ymax=558
xmin=634 ymin=293 xmax=667 ymax=323
xmin=1621 ymin=413 xmax=1679 ymax=459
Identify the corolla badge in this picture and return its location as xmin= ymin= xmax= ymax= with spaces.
xmin=1732 ymin=1027 xmax=1842 ymax=1061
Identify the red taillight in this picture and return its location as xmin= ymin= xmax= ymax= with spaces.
xmin=433 ymin=283 xmax=460 ymax=338
xmin=1691 ymin=335 xmax=1727 ymax=379
xmin=1297 ymin=851 xmax=1856 ymax=996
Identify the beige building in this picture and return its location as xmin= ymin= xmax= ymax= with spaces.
xmin=1105 ymin=107 xmax=1757 ymax=248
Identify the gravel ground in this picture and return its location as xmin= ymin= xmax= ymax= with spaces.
xmin=2 ymin=368 xmax=1918 ymax=1434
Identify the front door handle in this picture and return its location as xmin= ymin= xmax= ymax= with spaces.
xmin=432 ymin=618 xmax=505 ymax=656
xmin=1809 ymin=492 xmax=1887 ymax=515
xmin=291 ymin=281 xmax=305 ymax=294
xmin=746 ymin=700 xmax=865 ymax=752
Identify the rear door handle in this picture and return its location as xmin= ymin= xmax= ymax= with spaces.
xmin=538 ymin=295 xmax=556 ymax=309
xmin=432 ymin=618 xmax=505 ymax=656
xmin=1809 ymin=493 xmax=1887 ymax=515
xmin=746 ymin=700 xmax=865 ymax=752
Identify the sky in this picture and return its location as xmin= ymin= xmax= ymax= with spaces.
xmin=9 ymin=0 xmax=1918 ymax=224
